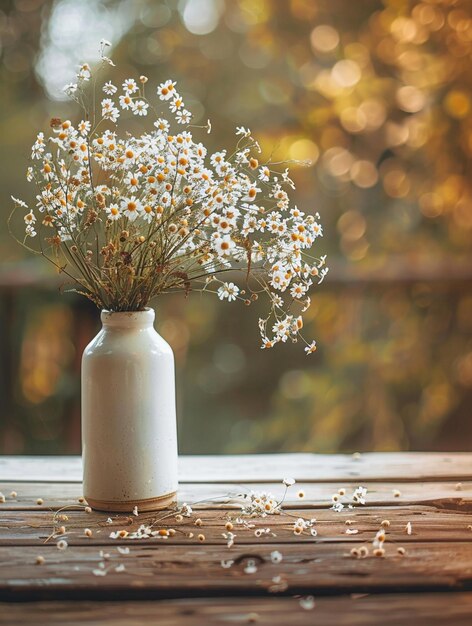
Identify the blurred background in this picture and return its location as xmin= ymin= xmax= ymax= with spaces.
xmin=1 ymin=0 xmax=472 ymax=455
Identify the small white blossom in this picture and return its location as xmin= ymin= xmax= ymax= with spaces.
xmin=217 ymin=282 xmax=239 ymax=302
xmin=103 ymin=81 xmax=117 ymax=95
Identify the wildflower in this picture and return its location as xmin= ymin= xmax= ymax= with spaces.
xmin=106 ymin=204 xmax=121 ymax=221
xmin=353 ymin=486 xmax=367 ymax=505
xmin=217 ymin=282 xmax=239 ymax=302
xmin=222 ymin=531 xmax=235 ymax=548
xmin=122 ymin=78 xmax=138 ymax=94
xmin=305 ymin=341 xmax=317 ymax=354
xmin=243 ymin=559 xmax=258 ymax=574
xmin=181 ymin=503 xmax=193 ymax=517
xmin=283 ymin=478 xmax=295 ymax=487
xmin=236 ymin=126 xmax=251 ymax=136
xmin=299 ymin=596 xmax=316 ymax=611
xmin=13 ymin=58 xmax=326 ymax=356
xmin=270 ymin=550 xmax=283 ymax=564
xmin=176 ymin=109 xmax=192 ymax=124
xmin=131 ymin=100 xmax=149 ymax=116
xmin=56 ymin=539 xmax=68 ymax=550
xmin=103 ymin=81 xmax=117 ymax=95
xmin=121 ymin=197 xmax=142 ymax=221
xmin=115 ymin=564 xmax=126 ymax=573
xmin=157 ymin=80 xmax=176 ymax=100
xmin=117 ymin=547 xmax=130 ymax=555
xmin=77 ymin=63 xmax=91 ymax=81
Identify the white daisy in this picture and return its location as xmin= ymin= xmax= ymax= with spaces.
xmin=120 ymin=196 xmax=142 ymax=221
xmin=217 ymin=282 xmax=239 ymax=302
xmin=105 ymin=204 xmax=120 ymax=221
xmin=103 ymin=81 xmax=117 ymax=95
xmin=122 ymin=78 xmax=138 ymax=94
xmin=157 ymin=80 xmax=176 ymax=101
xmin=131 ymin=100 xmax=149 ymax=116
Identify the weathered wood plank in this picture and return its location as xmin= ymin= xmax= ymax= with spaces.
xmin=1 ymin=542 xmax=472 ymax=600
xmin=2 ymin=593 xmax=472 ymax=626
xmin=1 ymin=506 xmax=471 ymax=546
xmin=1 ymin=453 xmax=471 ymax=483
xmin=1 ymin=481 xmax=470 ymax=511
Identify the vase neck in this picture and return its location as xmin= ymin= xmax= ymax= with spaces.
xmin=101 ymin=308 xmax=155 ymax=329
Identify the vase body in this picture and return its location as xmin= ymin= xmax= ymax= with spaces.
xmin=81 ymin=308 xmax=178 ymax=512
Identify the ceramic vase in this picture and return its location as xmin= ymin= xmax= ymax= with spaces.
xmin=81 ymin=308 xmax=178 ymax=512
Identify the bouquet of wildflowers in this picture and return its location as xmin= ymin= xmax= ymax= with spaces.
xmin=11 ymin=44 xmax=327 ymax=353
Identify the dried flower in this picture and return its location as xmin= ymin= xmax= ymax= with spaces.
xmin=397 ymin=547 xmax=406 ymax=556
xmin=10 ymin=491 xmax=17 ymax=498
xmin=225 ymin=521 xmax=234 ymax=531
xmin=35 ymin=555 xmax=45 ymax=565
xmin=12 ymin=58 xmax=326 ymax=351
xmin=243 ymin=559 xmax=258 ymax=574
xmin=381 ymin=520 xmax=390 ymax=528
xmin=299 ymin=596 xmax=316 ymax=610
xmin=36 ymin=498 xmax=43 ymax=505
xmin=270 ymin=550 xmax=283 ymax=564
xmin=56 ymin=539 xmax=68 ymax=550
xmin=405 ymin=522 xmax=412 ymax=535
xmin=85 ymin=507 xmax=92 ymax=514
xmin=0 ymin=493 xmax=5 ymax=504
xmin=84 ymin=528 xmax=93 ymax=537
xmin=393 ymin=489 xmax=401 ymax=498
xmin=197 ymin=533 xmax=205 ymax=542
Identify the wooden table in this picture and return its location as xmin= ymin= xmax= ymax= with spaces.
xmin=1 ymin=453 xmax=472 ymax=625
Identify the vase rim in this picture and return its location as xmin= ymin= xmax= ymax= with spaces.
xmin=101 ymin=307 xmax=155 ymax=327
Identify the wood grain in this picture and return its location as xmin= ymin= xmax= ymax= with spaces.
xmin=1 ymin=542 xmax=472 ymax=600
xmin=2 ymin=593 xmax=472 ymax=626
xmin=1 ymin=453 xmax=471 ymax=483
xmin=1 ymin=506 xmax=471 ymax=546
xmin=1 ymin=452 xmax=472 ymax=623
xmin=1 ymin=480 xmax=471 ymax=511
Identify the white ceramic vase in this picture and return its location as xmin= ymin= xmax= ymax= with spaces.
xmin=81 ymin=308 xmax=178 ymax=512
